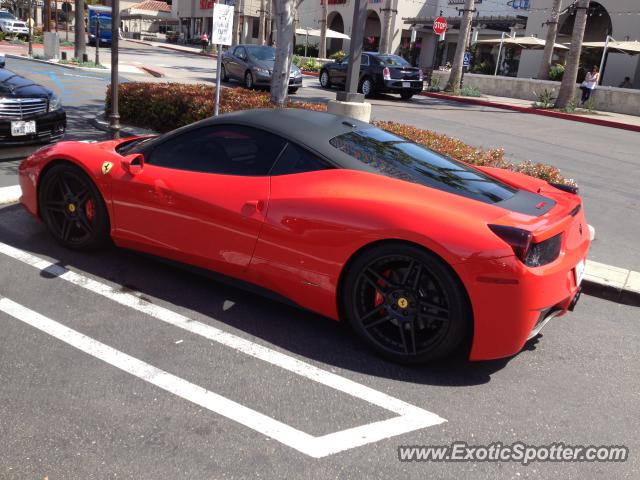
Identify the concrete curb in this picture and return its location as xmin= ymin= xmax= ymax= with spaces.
xmin=5 ymin=53 xmax=110 ymax=73
xmin=89 ymin=111 xmax=157 ymax=138
xmin=126 ymin=39 xmax=217 ymax=58
xmin=419 ymin=92 xmax=640 ymax=133
xmin=582 ymin=260 xmax=640 ymax=307
xmin=140 ymin=66 xmax=164 ymax=78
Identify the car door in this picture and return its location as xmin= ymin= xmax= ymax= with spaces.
xmin=110 ymin=124 xmax=287 ymax=278
xmin=231 ymin=46 xmax=248 ymax=79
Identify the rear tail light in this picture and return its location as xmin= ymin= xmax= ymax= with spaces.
xmin=488 ymin=225 xmax=562 ymax=267
xmin=549 ymin=182 xmax=579 ymax=195
xmin=383 ymin=67 xmax=391 ymax=80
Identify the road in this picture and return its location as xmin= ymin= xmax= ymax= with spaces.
xmin=0 ymin=202 xmax=638 ymax=479
xmin=1 ymin=46 xmax=639 ymax=479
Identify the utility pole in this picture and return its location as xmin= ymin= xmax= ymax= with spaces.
xmin=110 ymin=0 xmax=121 ymax=139
xmin=445 ymin=0 xmax=474 ymax=92
xmin=339 ymin=0 xmax=367 ymax=101
xmin=537 ymin=0 xmax=562 ymax=80
xmin=28 ymin=0 xmax=33 ymax=56
xmin=319 ymin=0 xmax=327 ymax=58
xmin=95 ymin=16 xmax=100 ymax=65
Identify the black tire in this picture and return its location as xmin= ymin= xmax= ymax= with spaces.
xmin=220 ymin=63 xmax=229 ymax=82
xmin=38 ymin=163 xmax=110 ymax=250
xmin=245 ymin=71 xmax=254 ymax=89
xmin=359 ymin=77 xmax=374 ymax=98
xmin=288 ymin=87 xmax=299 ymax=94
xmin=341 ymin=243 xmax=471 ymax=364
xmin=400 ymin=91 xmax=414 ymax=100
xmin=319 ymin=70 xmax=331 ymax=89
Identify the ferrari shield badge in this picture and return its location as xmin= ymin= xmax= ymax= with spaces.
xmin=101 ymin=161 xmax=113 ymax=175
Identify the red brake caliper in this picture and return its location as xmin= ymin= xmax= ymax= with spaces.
xmin=373 ymin=269 xmax=392 ymax=306
xmin=85 ymin=199 xmax=95 ymax=222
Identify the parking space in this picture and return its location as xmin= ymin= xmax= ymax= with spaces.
xmin=1 ymin=200 xmax=639 ymax=479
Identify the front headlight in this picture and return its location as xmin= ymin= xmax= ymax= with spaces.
xmin=255 ymin=67 xmax=270 ymax=76
xmin=290 ymin=65 xmax=302 ymax=77
xmin=49 ymin=95 xmax=62 ymax=111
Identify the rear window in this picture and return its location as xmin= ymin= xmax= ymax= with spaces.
xmin=329 ymin=128 xmax=517 ymax=204
xmin=376 ymin=55 xmax=411 ymax=67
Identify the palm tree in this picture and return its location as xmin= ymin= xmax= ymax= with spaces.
xmin=537 ymin=0 xmax=563 ymax=80
xmin=555 ymin=0 xmax=590 ymax=109
xmin=270 ymin=0 xmax=303 ymax=106
xmin=445 ymin=0 xmax=474 ymax=92
xmin=319 ymin=0 xmax=327 ymax=58
xmin=74 ymin=0 xmax=86 ymax=60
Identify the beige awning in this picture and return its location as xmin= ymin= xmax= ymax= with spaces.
xmin=295 ymin=27 xmax=350 ymax=40
xmin=582 ymin=40 xmax=640 ymax=54
xmin=477 ymin=35 xmax=568 ymax=50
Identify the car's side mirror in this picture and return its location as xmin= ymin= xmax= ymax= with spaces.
xmin=121 ymin=153 xmax=144 ymax=175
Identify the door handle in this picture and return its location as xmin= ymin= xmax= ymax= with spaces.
xmin=244 ymin=200 xmax=265 ymax=213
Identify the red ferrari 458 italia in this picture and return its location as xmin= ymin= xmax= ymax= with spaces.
xmin=19 ymin=109 xmax=589 ymax=363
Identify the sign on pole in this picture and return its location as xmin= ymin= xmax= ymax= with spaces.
xmin=463 ymin=51 xmax=471 ymax=68
xmin=213 ymin=2 xmax=234 ymax=116
xmin=433 ymin=17 xmax=447 ymax=36
xmin=212 ymin=3 xmax=234 ymax=46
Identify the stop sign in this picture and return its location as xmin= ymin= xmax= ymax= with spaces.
xmin=433 ymin=17 xmax=447 ymax=35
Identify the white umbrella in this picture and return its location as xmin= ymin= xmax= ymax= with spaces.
xmin=295 ymin=27 xmax=350 ymax=57
xmin=476 ymin=35 xmax=568 ymax=50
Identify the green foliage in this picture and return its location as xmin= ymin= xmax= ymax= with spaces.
xmin=471 ymin=61 xmax=493 ymax=75
xmin=293 ymin=43 xmax=319 ymax=57
xmin=329 ymin=50 xmax=346 ymax=61
xmin=0 ymin=32 xmax=6 ymax=41
xmin=107 ymin=82 xmax=573 ymax=186
xmin=302 ymin=58 xmax=320 ymax=72
xmin=427 ymin=76 xmax=442 ymax=92
xmin=548 ymin=63 xmax=565 ymax=81
xmin=459 ymin=86 xmax=482 ymax=97
xmin=59 ymin=58 xmax=106 ymax=69
xmin=292 ymin=55 xmax=301 ymax=68
xmin=564 ymin=98 xmax=577 ymax=113
xmin=532 ymin=89 xmax=556 ymax=109
xmin=585 ymin=96 xmax=595 ymax=113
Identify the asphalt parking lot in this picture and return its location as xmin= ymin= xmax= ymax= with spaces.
xmin=1 ymin=202 xmax=639 ymax=479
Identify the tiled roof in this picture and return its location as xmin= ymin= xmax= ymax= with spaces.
xmin=129 ymin=0 xmax=171 ymax=12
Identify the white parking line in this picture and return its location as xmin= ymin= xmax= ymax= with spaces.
xmin=0 ymin=242 xmax=446 ymax=457
xmin=0 ymin=185 xmax=21 ymax=205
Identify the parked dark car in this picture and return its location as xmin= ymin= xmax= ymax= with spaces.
xmin=319 ymin=52 xmax=424 ymax=100
xmin=0 ymin=53 xmax=5 ymax=69
xmin=0 ymin=69 xmax=66 ymax=145
xmin=220 ymin=45 xmax=303 ymax=93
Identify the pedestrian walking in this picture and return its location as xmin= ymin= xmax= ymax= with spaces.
xmin=579 ymin=65 xmax=599 ymax=106
xmin=200 ymin=32 xmax=209 ymax=53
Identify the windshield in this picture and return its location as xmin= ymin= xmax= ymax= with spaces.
xmin=90 ymin=17 xmax=112 ymax=30
xmin=246 ymin=46 xmax=276 ymax=61
xmin=376 ymin=55 xmax=411 ymax=67
xmin=0 ymin=12 xmax=17 ymax=19
xmin=329 ymin=128 xmax=517 ymax=204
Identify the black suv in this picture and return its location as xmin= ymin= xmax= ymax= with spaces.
xmin=0 ymin=69 xmax=66 ymax=145
xmin=319 ymin=52 xmax=423 ymax=100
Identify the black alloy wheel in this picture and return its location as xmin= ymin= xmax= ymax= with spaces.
xmin=343 ymin=243 xmax=470 ymax=363
xmin=38 ymin=163 xmax=110 ymax=250
xmin=245 ymin=71 xmax=254 ymax=89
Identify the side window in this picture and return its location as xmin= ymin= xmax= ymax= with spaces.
xmin=238 ymin=47 xmax=247 ymax=60
xmin=148 ymin=125 xmax=286 ymax=176
xmin=270 ymin=143 xmax=331 ymax=176
xmin=361 ymin=55 xmax=369 ymax=66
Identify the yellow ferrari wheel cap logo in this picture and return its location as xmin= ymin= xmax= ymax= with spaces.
xmin=397 ymin=298 xmax=408 ymax=309
xmin=67 ymin=203 xmax=76 ymax=213
xmin=101 ymin=161 xmax=113 ymax=175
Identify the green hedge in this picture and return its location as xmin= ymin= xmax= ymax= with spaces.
xmin=106 ymin=82 xmax=573 ymax=185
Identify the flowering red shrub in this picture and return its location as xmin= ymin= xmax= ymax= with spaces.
xmin=106 ymin=83 xmax=571 ymax=185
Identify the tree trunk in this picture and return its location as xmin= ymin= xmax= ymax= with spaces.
xmin=270 ymin=0 xmax=297 ymax=107
xmin=537 ymin=0 xmax=562 ymax=80
xmin=74 ymin=0 xmax=86 ymax=59
xmin=445 ymin=0 xmax=474 ymax=92
xmin=555 ymin=0 xmax=589 ymax=108
xmin=379 ymin=0 xmax=392 ymax=54
xmin=319 ymin=0 xmax=327 ymax=58
xmin=43 ymin=0 xmax=50 ymax=31
xmin=258 ymin=0 xmax=266 ymax=45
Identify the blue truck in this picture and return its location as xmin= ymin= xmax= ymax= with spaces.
xmin=88 ymin=5 xmax=112 ymax=46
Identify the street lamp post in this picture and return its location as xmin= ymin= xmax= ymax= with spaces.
xmin=95 ymin=17 xmax=100 ymax=65
xmin=110 ymin=0 xmax=121 ymax=139
xmin=336 ymin=0 xmax=367 ymax=103
xmin=28 ymin=0 xmax=33 ymax=57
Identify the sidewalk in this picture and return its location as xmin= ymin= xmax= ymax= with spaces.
xmin=421 ymin=91 xmax=640 ymax=133
xmin=126 ymin=38 xmax=217 ymax=58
